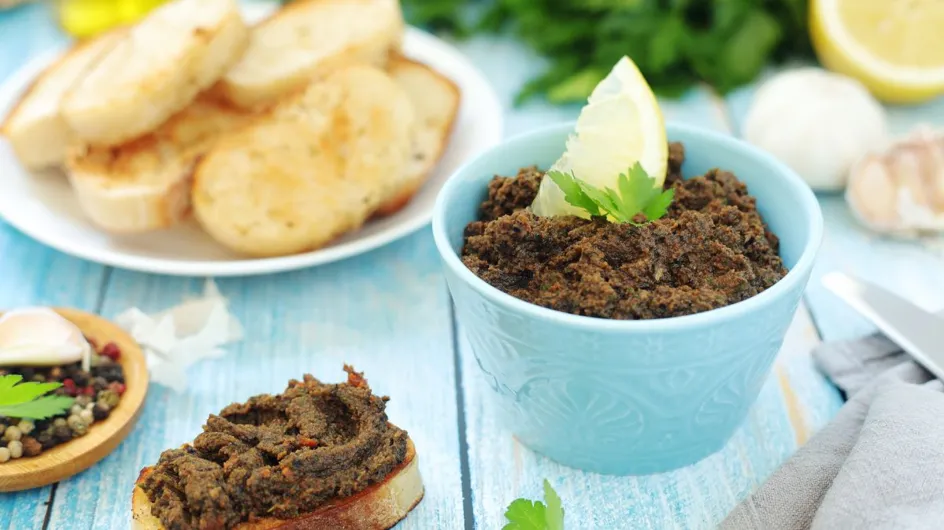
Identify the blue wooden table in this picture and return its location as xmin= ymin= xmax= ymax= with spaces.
xmin=2 ymin=2 xmax=943 ymax=529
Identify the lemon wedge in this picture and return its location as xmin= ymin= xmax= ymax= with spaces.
xmin=531 ymin=56 xmax=667 ymax=219
xmin=811 ymin=0 xmax=944 ymax=103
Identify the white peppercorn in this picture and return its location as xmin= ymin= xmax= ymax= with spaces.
xmin=16 ymin=420 xmax=33 ymax=435
xmin=67 ymin=415 xmax=85 ymax=431
xmin=8 ymin=440 xmax=22 ymax=459
xmin=53 ymin=418 xmax=67 ymax=428
xmin=70 ymin=404 xmax=83 ymax=416
xmin=4 ymin=426 xmax=21 ymax=442
xmin=0 ymin=447 xmax=10 ymax=463
xmin=75 ymin=395 xmax=92 ymax=407
xmin=79 ymin=409 xmax=94 ymax=425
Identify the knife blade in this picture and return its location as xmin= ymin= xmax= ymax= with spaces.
xmin=822 ymin=271 xmax=944 ymax=381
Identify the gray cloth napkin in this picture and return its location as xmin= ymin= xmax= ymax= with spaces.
xmin=720 ymin=331 xmax=944 ymax=530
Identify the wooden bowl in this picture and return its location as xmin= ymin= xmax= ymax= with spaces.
xmin=0 ymin=308 xmax=148 ymax=491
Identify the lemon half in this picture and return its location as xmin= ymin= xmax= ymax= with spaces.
xmin=811 ymin=0 xmax=944 ymax=103
xmin=530 ymin=56 xmax=667 ymax=219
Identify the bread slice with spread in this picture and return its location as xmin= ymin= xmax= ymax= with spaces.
xmin=60 ymin=0 xmax=248 ymax=146
xmin=65 ymin=96 xmax=253 ymax=233
xmin=375 ymin=55 xmax=460 ymax=216
xmin=215 ymin=0 xmax=403 ymax=110
xmin=1 ymin=30 xmax=121 ymax=170
xmin=192 ymin=65 xmax=414 ymax=256
xmin=132 ymin=367 xmax=423 ymax=530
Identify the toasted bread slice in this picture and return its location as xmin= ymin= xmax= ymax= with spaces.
xmin=60 ymin=0 xmax=248 ymax=146
xmin=216 ymin=0 xmax=404 ymax=110
xmin=132 ymin=439 xmax=422 ymax=530
xmin=193 ymin=65 xmax=414 ymax=256
xmin=1 ymin=31 xmax=121 ymax=169
xmin=375 ymin=55 xmax=461 ymax=216
xmin=66 ymin=96 xmax=253 ymax=233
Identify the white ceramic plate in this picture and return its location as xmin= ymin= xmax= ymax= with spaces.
xmin=0 ymin=21 xmax=503 ymax=277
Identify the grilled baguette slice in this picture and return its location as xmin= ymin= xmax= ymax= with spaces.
xmin=216 ymin=0 xmax=403 ymax=110
xmin=192 ymin=65 xmax=414 ymax=256
xmin=66 ymin=97 xmax=252 ymax=233
xmin=375 ymin=55 xmax=460 ymax=216
xmin=1 ymin=31 xmax=121 ymax=169
xmin=60 ymin=0 xmax=248 ymax=146
xmin=132 ymin=439 xmax=423 ymax=530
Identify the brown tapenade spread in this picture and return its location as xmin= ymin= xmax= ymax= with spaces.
xmin=140 ymin=366 xmax=408 ymax=530
xmin=461 ymin=142 xmax=788 ymax=320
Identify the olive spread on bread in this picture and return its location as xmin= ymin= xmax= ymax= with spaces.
xmin=138 ymin=367 xmax=416 ymax=530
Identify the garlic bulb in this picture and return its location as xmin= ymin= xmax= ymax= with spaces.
xmin=847 ymin=125 xmax=944 ymax=236
xmin=0 ymin=308 xmax=92 ymax=368
xmin=743 ymin=68 xmax=888 ymax=191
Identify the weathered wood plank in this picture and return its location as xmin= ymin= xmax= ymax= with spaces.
xmin=46 ymin=230 xmax=465 ymax=529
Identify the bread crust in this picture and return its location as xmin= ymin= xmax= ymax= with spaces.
xmin=192 ymin=65 xmax=414 ymax=256
xmin=132 ymin=440 xmax=423 ymax=530
xmin=373 ymin=55 xmax=460 ymax=217
xmin=61 ymin=0 xmax=249 ymax=146
xmin=1 ymin=30 xmax=122 ymax=169
xmin=215 ymin=0 xmax=404 ymax=110
xmin=65 ymin=96 xmax=252 ymax=233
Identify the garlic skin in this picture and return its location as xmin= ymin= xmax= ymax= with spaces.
xmin=743 ymin=68 xmax=888 ymax=191
xmin=847 ymin=126 xmax=944 ymax=236
xmin=0 ymin=308 xmax=92 ymax=367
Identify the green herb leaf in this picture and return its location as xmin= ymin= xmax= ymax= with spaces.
xmin=544 ymin=480 xmax=565 ymax=530
xmin=546 ymin=171 xmax=601 ymax=217
xmin=546 ymin=164 xmax=673 ymax=224
xmin=0 ymin=375 xmax=73 ymax=419
xmin=503 ymin=479 xmax=565 ymax=530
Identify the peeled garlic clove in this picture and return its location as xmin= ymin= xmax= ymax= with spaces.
xmin=846 ymin=126 xmax=944 ymax=236
xmin=0 ymin=308 xmax=92 ymax=367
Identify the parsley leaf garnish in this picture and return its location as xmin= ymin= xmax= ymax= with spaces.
xmin=546 ymin=162 xmax=674 ymax=224
xmin=0 ymin=375 xmax=74 ymax=420
xmin=503 ymin=479 xmax=565 ymax=530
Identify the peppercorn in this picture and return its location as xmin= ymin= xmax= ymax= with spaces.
xmin=97 ymin=390 xmax=120 ymax=409
xmin=53 ymin=418 xmax=67 ymax=428
xmin=8 ymin=440 xmax=23 ymax=459
xmin=101 ymin=342 xmax=121 ymax=361
xmin=16 ymin=420 xmax=33 ymax=435
xmin=4 ymin=426 xmax=21 ymax=442
xmin=74 ymin=395 xmax=90 ymax=407
xmin=49 ymin=367 xmax=63 ymax=380
xmin=71 ymin=373 xmax=89 ymax=387
xmin=0 ymin=448 xmax=10 ymax=463
xmin=20 ymin=437 xmax=41 ymax=457
xmin=67 ymin=415 xmax=85 ymax=431
xmin=96 ymin=366 xmax=123 ymax=383
xmin=79 ymin=409 xmax=94 ymax=425
xmin=69 ymin=404 xmax=83 ymax=416
xmin=92 ymin=376 xmax=108 ymax=391
xmin=91 ymin=403 xmax=110 ymax=421
xmin=31 ymin=373 xmax=45 ymax=382
xmin=71 ymin=421 xmax=88 ymax=437
xmin=52 ymin=425 xmax=72 ymax=443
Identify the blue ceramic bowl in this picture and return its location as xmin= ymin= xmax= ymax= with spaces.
xmin=432 ymin=122 xmax=823 ymax=475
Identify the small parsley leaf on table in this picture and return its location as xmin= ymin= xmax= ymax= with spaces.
xmin=503 ymin=479 xmax=565 ymax=530
xmin=0 ymin=375 xmax=74 ymax=420
xmin=545 ymin=162 xmax=674 ymax=224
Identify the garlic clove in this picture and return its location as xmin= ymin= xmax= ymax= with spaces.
xmin=847 ymin=125 xmax=944 ymax=236
xmin=0 ymin=308 xmax=92 ymax=367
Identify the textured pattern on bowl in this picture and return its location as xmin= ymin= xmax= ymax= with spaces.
xmin=433 ymin=122 xmax=823 ymax=475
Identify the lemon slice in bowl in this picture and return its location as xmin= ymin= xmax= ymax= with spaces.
xmin=531 ymin=56 xmax=667 ymax=219
xmin=811 ymin=0 xmax=944 ymax=103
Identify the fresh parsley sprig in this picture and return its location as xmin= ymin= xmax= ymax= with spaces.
xmin=504 ymin=479 xmax=565 ymax=530
xmin=547 ymin=162 xmax=674 ymax=224
xmin=0 ymin=375 xmax=74 ymax=420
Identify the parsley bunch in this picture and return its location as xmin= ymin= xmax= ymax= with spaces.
xmin=402 ymin=0 xmax=812 ymax=104
xmin=504 ymin=479 xmax=565 ymax=530
xmin=546 ymin=163 xmax=674 ymax=224
xmin=0 ymin=375 xmax=74 ymax=420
